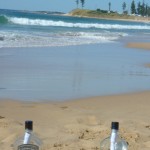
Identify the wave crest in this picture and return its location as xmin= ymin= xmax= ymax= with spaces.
xmin=0 ymin=15 xmax=9 ymax=24
xmin=8 ymin=17 xmax=150 ymax=30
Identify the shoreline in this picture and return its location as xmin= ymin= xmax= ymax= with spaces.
xmin=0 ymin=41 xmax=150 ymax=101
xmin=66 ymin=9 xmax=150 ymax=23
xmin=1 ymin=8 xmax=150 ymax=23
xmin=0 ymin=91 xmax=150 ymax=149
xmin=66 ymin=13 xmax=150 ymax=23
xmin=1 ymin=9 xmax=150 ymax=149
xmin=0 ymin=42 xmax=150 ymax=149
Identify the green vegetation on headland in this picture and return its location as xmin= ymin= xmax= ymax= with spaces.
xmin=69 ymin=9 xmax=150 ymax=22
xmin=35 ymin=11 xmax=65 ymax=15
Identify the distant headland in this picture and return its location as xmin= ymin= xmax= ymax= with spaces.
xmin=67 ymin=9 xmax=150 ymax=23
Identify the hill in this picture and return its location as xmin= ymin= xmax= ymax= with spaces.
xmin=68 ymin=9 xmax=150 ymax=22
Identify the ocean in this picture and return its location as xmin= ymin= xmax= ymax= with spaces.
xmin=0 ymin=9 xmax=150 ymax=101
xmin=1 ymin=9 xmax=150 ymax=47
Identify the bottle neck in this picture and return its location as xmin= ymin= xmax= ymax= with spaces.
xmin=23 ymin=129 xmax=32 ymax=144
xmin=110 ymin=129 xmax=118 ymax=150
xmin=111 ymin=129 xmax=118 ymax=134
xmin=25 ymin=129 xmax=32 ymax=133
xmin=111 ymin=129 xmax=118 ymax=140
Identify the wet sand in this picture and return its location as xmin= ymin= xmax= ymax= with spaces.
xmin=145 ymin=64 xmax=150 ymax=68
xmin=0 ymin=43 xmax=150 ymax=101
xmin=127 ymin=42 xmax=150 ymax=50
xmin=127 ymin=42 xmax=150 ymax=69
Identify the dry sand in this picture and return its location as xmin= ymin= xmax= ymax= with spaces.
xmin=0 ymin=91 xmax=150 ymax=150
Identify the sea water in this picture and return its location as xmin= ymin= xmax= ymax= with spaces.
xmin=1 ymin=9 xmax=150 ymax=47
xmin=0 ymin=9 xmax=150 ymax=101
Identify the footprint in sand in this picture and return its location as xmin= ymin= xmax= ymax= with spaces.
xmin=77 ymin=115 xmax=100 ymax=126
xmin=0 ymin=116 xmax=5 ymax=119
xmin=0 ymin=120 xmax=9 ymax=128
xmin=42 ymin=143 xmax=68 ymax=150
xmin=60 ymin=106 xmax=68 ymax=110
xmin=145 ymin=125 xmax=150 ymax=129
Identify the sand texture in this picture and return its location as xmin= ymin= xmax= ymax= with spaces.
xmin=0 ymin=91 xmax=150 ymax=150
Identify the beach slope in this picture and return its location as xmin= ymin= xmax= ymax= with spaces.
xmin=0 ymin=91 xmax=150 ymax=150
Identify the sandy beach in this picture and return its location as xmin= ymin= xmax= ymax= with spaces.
xmin=0 ymin=39 xmax=150 ymax=150
xmin=0 ymin=43 xmax=150 ymax=150
xmin=1 ymin=7 xmax=150 ymax=150
xmin=0 ymin=91 xmax=150 ymax=150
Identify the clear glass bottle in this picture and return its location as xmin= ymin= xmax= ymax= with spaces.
xmin=14 ymin=120 xmax=42 ymax=150
xmin=100 ymin=122 xmax=128 ymax=150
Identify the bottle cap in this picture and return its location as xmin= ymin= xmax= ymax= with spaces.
xmin=111 ymin=122 xmax=119 ymax=130
xmin=25 ymin=120 xmax=33 ymax=130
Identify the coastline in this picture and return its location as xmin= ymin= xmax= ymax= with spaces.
xmin=66 ymin=9 xmax=150 ymax=23
xmin=66 ymin=13 xmax=150 ymax=23
xmin=0 ymin=9 xmax=150 ymax=150
xmin=1 ymin=9 xmax=150 ymax=149
xmin=0 ymin=43 xmax=150 ymax=149
xmin=1 ymin=42 xmax=150 ymax=101
xmin=0 ymin=91 xmax=150 ymax=149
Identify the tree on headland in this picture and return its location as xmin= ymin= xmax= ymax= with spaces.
xmin=147 ymin=6 xmax=150 ymax=16
xmin=136 ymin=0 xmax=148 ymax=16
xmin=108 ymin=2 xmax=111 ymax=13
xmin=137 ymin=1 xmax=142 ymax=15
xmin=76 ymin=0 xmax=79 ymax=8
xmin=145 ymin=4 xmax=149 ymax=16
xmin=73 ymin=0 xmax=150 ymax=17
xmin=141 ymin=0 xmax=145 ymax=16
xmin=122 ymin=2 xmax=127 ymax=14
xmin=80 ymin=0 xmax=85 ymax=9
xmin=131 ymin=0 xmax=136 ymax=14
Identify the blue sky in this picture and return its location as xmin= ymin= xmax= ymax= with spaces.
xmin=1 ymin=0 xmax=150 ymax=13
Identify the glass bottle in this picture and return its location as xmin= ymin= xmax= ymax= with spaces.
xmin=14 ymin=120 xmax=42 ymax=150
xmin=100 ymin=122 xmax=128 ymax=150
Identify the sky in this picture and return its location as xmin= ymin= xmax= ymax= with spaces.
xmin=1 ymin=0 xmax=150 ymax=13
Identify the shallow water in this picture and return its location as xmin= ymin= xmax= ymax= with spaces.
xmin=0 ymin=9 xmax=150 ymax=101
xmin=0 ymin=42 xmax=150 ymax=101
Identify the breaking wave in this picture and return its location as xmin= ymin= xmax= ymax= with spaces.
xmin=0 ymin=15 xmax=9 ymax=24
xmin=0 ymin=31 xmax=127 ymax=48
xmin=2 ymin=16 xmax=150 ymax=30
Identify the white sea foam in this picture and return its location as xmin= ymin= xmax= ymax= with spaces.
xmin=8 ymin=17 xmax=150 ymax=30
xmin=0 ymin=30 xmax=127 ymax=48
